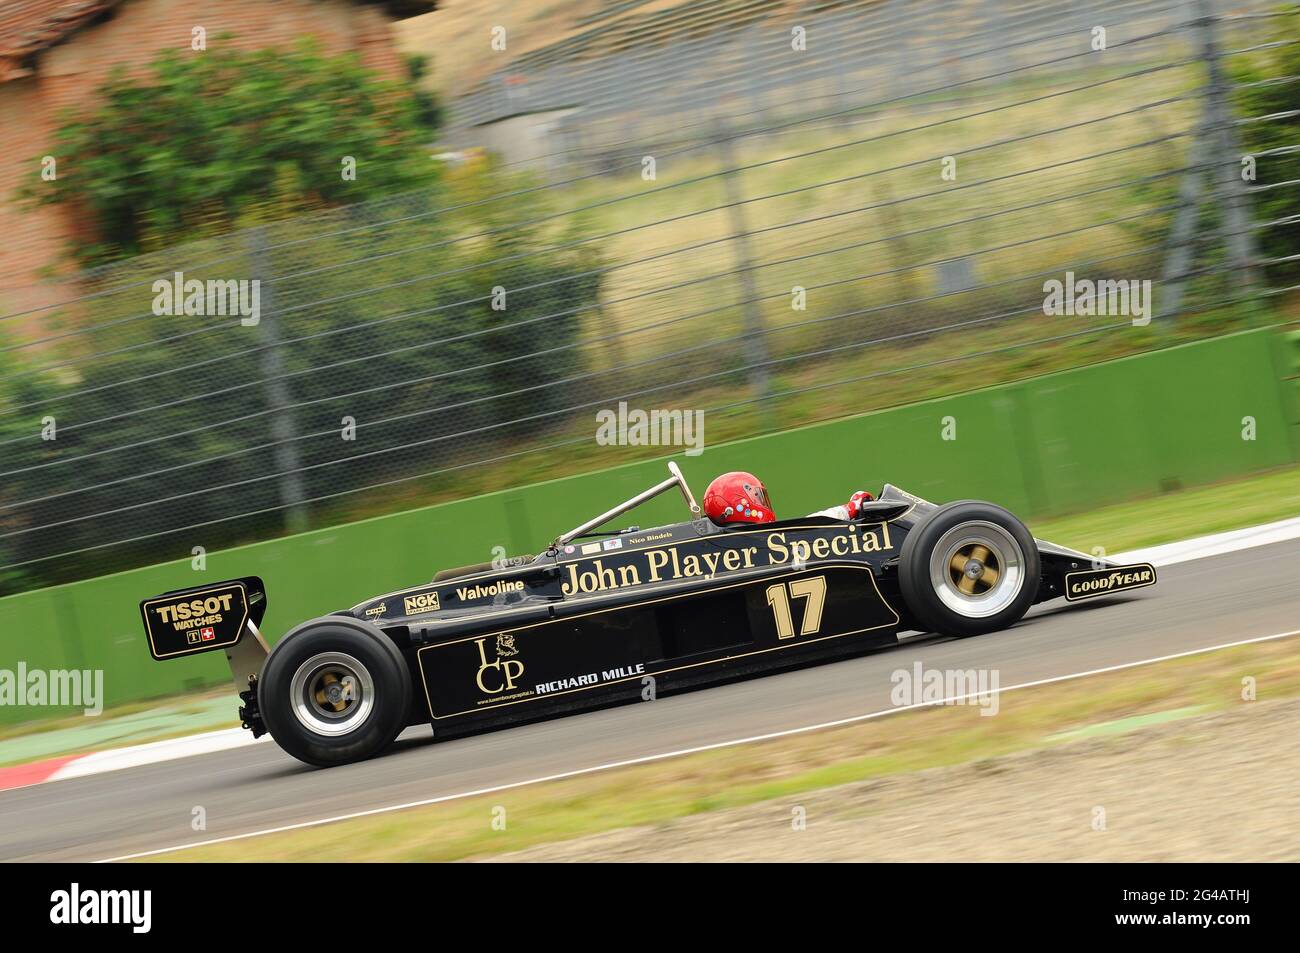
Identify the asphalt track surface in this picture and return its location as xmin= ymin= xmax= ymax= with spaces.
xmin=3 ymin=538 xmax=1297 ymax=862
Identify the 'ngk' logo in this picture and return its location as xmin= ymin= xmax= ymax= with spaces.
xmin=403 ymin=592 xmax=441 ymax=614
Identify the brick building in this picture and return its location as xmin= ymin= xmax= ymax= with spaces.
xmin=0 ymin=0 xmax=436 ymax=334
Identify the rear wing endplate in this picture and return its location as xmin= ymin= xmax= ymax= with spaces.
xmin=139 ymin=576 xmax=271 ymax=695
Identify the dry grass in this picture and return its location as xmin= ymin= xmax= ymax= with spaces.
xmin=545 ymin=65 xmax=1200 ymax=367
xmin=399 ymin=0 xmax=806 ymax=97
xmin=151 ymin=632 xmax=1300 ymax=861
xmin=399 ymin=0 xmax=624 ymax=96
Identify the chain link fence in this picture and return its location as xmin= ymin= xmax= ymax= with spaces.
xmin=0 ymin=0 xmax=1294 ymax=593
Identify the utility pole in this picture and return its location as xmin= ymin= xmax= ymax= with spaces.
xmin=248 ymin=226 xmax=308 ymax=534
xmin=1197 ymin=0 xmax=1258 ymax=294
xmin=1159 ymin=2 xmax=1260 ymax=322
xmin=714 ymin=117 xmax=772 ymax=403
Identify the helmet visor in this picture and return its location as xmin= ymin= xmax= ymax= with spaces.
xmin=752 ymin=484 xmax=772 ymax=511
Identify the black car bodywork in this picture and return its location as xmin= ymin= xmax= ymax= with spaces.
xmin=140 ymin=464 xmax=1156 ymax=765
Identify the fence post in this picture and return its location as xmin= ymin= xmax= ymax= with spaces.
xmin=714 ymin=119 xmax=772 ymax=402
xmin=1197 ymin=0 xmax=1259 ymax=294
xmin=247 ymin=226 xmax=308 ymax=534
xmin=1157 ymin=122 xmax=1208 ymax=321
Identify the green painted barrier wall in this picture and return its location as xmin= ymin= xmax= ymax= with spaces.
xmin=0 ymin=328 xmax=1293 ymax=724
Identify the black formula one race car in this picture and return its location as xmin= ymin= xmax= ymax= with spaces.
xmin=139 ymin=463 xmax=1156 ymax=766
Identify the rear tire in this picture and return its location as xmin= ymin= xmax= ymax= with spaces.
xmin=899 ymin=501 xmax=1039 ymax=637
xmin=258 ymin=617 xmax=412 ymax=767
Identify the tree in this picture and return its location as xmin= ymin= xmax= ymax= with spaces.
xmin=20 ymin=38 xmax=440 ymax=266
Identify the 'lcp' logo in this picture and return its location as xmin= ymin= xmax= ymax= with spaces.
xmin=474 ymin=636 xmax=524 ymax=694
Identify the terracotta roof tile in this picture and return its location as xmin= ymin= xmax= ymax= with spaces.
xmin=0 ymin=0 xmax=126 ymax=80
xmin=0 ymin=0 xmax=438 ymax=82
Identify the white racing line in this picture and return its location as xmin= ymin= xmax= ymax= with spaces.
xmin=1113 ymin=515 xmax=1300 ymax=567
xmin=98 ymin=626 xmax=1300 ymax=862
xmin=52 ymin=727 xmax=272 ymax=780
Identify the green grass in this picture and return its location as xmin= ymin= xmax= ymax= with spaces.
xmin=152 ymin=631 xmax=1300 ymax=861
xmin=0 ymin=687 xmax=236 ymax=768
xmin=1032 ymin=463 xmax=1300 ymax=553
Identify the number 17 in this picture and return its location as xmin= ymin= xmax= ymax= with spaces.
xmin=765 ymin=576 xmax=827 ymax=640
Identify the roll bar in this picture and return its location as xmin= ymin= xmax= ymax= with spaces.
xmin=553 ymin=461 xmax=701 ymax=548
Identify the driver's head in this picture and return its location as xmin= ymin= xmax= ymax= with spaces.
xmin=703 ymin=471 xmax=775 ymax=525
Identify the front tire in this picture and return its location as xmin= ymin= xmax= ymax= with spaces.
xmin=258 ymin=617 xmax=412 ymax=767
xmin=899 ymin=501 xmax=1039 ymax=637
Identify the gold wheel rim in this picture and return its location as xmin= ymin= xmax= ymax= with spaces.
xmin=291 ymin=652 xmax=375 ymax=737
xmin=948 ymin=543 xmax=1001 ymax=595
xmin=928 ymin=522 xmax=1025 ymax=619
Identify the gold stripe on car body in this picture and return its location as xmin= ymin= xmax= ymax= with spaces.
xmin=417 ymin=562 xmax=900 ymax=720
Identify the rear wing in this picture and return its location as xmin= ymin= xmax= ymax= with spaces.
xmin=139 ymin=578 xmax=272 ymax=733
xmin=139 ymin=576 xmax=267 ymax=659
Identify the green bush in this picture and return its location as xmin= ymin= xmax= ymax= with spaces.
xmin=18 ymin=38 xmax=440 ymax=266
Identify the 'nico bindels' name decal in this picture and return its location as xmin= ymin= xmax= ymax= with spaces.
xmin=562 ymin=525 xmax=892 ymax=596
xmin=1063 ymin=563 xmax=1157 ymax=601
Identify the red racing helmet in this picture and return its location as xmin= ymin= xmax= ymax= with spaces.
xmin=703 ymin=471 xmax=776 ymax=525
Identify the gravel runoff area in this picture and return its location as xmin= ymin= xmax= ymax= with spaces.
xmin=483 ymin=697 xmax=1300 ymax=862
